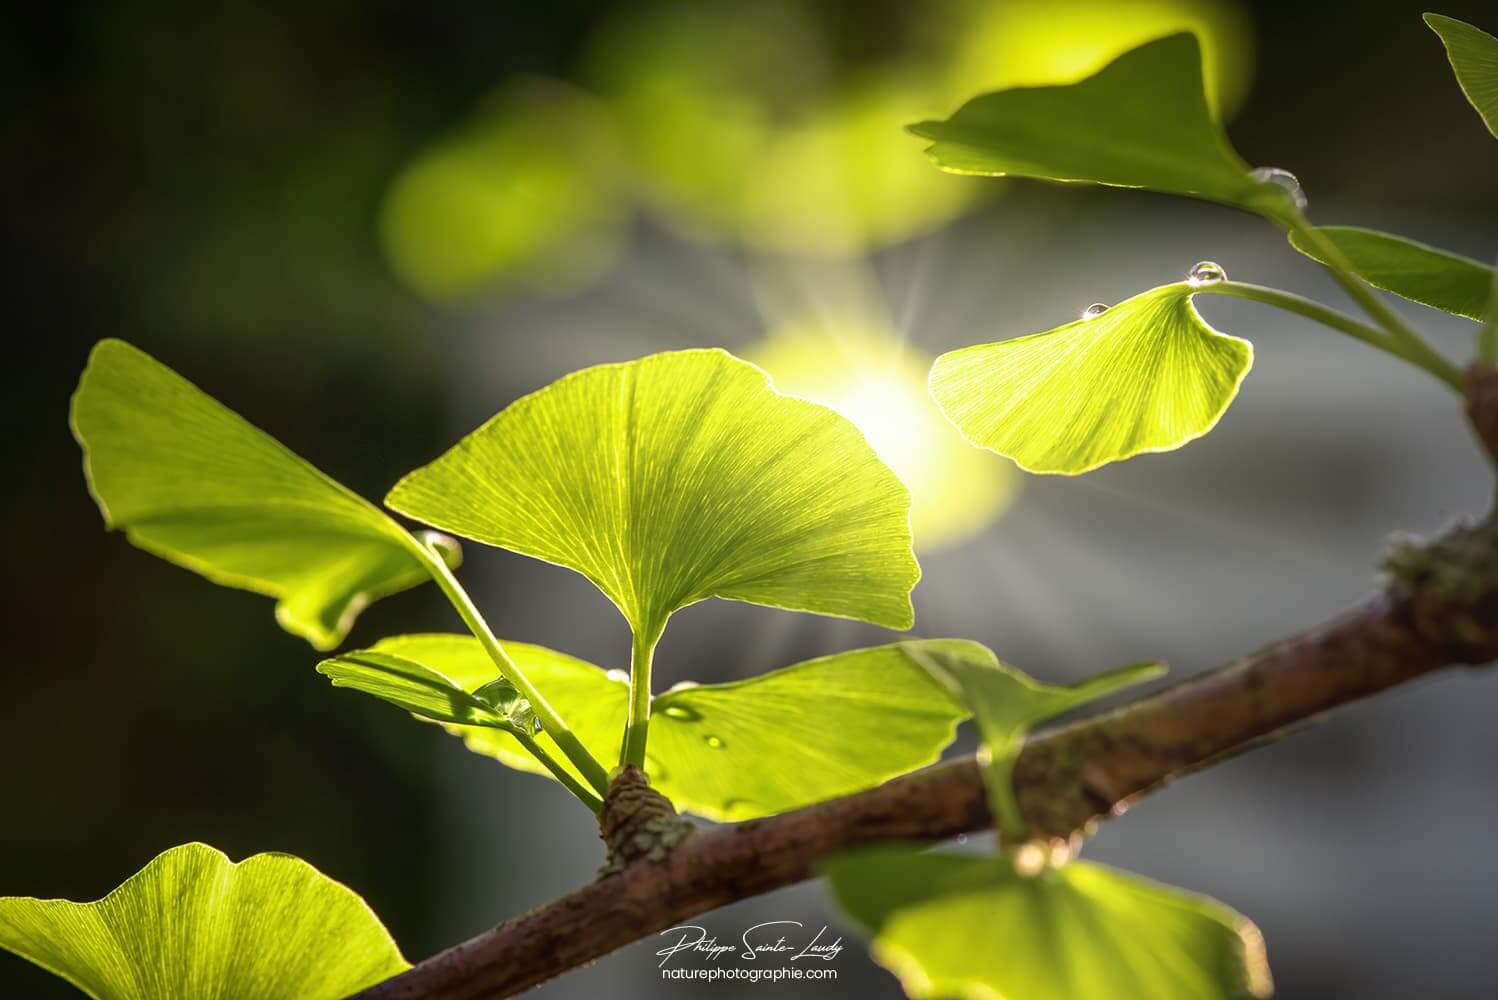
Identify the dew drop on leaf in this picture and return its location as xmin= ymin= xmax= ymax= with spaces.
xmin=1186 ymin=261 xmax=1227 ymax=287
xmin=662 ymin=705 xmax=695 ymax=721
xmin=1082 ymin=303 xmax=1110 ymax=320
xmin=704 ymin=734 xmax=725 ymax=749
xmin=605 ymin=668 xmax=629 ymax=683
xmin=1248 ymin=166 xmax=1307 ymax=210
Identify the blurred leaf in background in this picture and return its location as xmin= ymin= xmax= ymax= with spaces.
xmin=380 ymin=78 xmax=628 ymax=302
xmin=378 ymin=0 xmax=1257 ymax=300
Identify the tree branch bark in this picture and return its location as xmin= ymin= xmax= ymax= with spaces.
xmin=358 ymin=587 xmax=1498 ymax=998
xmin=357 ymin=366 xmax=1498 ymax=1000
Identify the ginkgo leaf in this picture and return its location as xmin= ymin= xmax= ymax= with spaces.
xmin=387 ymin=349 xmax=919 ymax=640
xmin=825 ymin=845 xmax=1271 ymax=1000
xmin=1426 ymin=13 xmax=1498 ymax=138
xmin=929 ymin=283 xmax=1252 ymax=475
xmin=1290 ymin=226 xmax=1495 ymax=321
xmin=905 ymin=642 xmax=1162 ymax=835
xmin=346 ymin=634 xmax=973 ymax=821
xmin=71 ymin=340 xmax=456 ymax=650
xmin=317 ymin=649 xmax=536 ymax=731
xmin=0 ymin=843 xmax=407 ymax=999
xmin=909 ymin=33 xmax=1300 ymax=220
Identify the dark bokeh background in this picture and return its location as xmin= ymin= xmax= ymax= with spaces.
xmin=4 ymin=2 xmax=1497 ymax=998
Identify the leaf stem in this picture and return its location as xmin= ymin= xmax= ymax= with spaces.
xmin=513 ymin=729 xmax=605 ymax=814
xmin=620 ymin=631 xmax=657 ymax=771
xmin=1197 ymin=281 xmax=1463 ymax=391
xmin=1280 ymin=216 xmax=1462 ymax=392
xmin=405 ymin=533 xmax=612 ymax=798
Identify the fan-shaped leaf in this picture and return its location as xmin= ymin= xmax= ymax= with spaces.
xmin=825 ymin=845 xmax=1271 ymax=1000
xmin=0 ymin=843 xmax=407 ymax=999
xmin=909 ymin=33 xmax=1299 ymax=220
xmin=387 ymin=349 xmax=919 ymax=640
xmin=929 ymin=284 xmax=1252 ymax=475
xmin=1290 ymin=226 xmax=1495 ymax=321
xmin=339 ymin=634 xmax=974 ymax=821
xmin=1426 ymin=14 xmax=1498 ymax=138
xmin=71 ymin=340 xmax=455 ymax=650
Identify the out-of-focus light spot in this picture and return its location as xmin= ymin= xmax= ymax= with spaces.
xmin=586 ymin=2 xmax=980 ymax=255
xmin=379 ymin=79 xmax=625 ymax=301
xmin=942 ymin=0 xmax=1255 ymax=118
xmin=750 ymin=325 xmax=1019 ymax=551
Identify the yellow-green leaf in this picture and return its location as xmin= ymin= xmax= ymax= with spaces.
xmin=317 ymin=649 xmax=533 ymax=731
xmin=929 ymin=284 xmax=1252 ymax=475
xmin=909 ymin=33 xmax=1299 ymax=221
xmin=825 ymin=846 xmax=1271 ymax=1000
xmin=341 ymin=634 xmax=974 ymax=821
xmin=1426 ymin=13 xmax=1498 ymax=138
xmin=1289 ymin=226 xmax=1495 ymax=321
xmin=71 ymin=340 xmax=455 ymax=650
xmin=387 ymin=349 xmax=919 ymax=640
xmin=0 ymin=843 xmax=407 ymax=999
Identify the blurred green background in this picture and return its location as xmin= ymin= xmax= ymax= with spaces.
xmin=4 ymin=1 xmax=1497 ymax=997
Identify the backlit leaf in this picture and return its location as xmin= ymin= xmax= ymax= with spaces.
xmin=316 ymin=649 xmax=534 ymax=731
xmin=825 ymin=845 xmax=1271 ymax=1000
xmin=387 ymin=349 xmax=919 ymax=640
xmin=0 ymin=843 xmax=407 ymax=999
xmin=352 ymin=634 xmax=973 ymax=821
xmin=929 ymin=283 xmax=1252 ymax=475
xmin=71 ymin=340 xmax=455 ymax=650
xmin=910 ymin=33 xmax=1299 ymax=220
xmin=1290 ymin=226 xmax=1495 ymax=321
xmin=1426 ymin=13 xmax=1498 ymax=138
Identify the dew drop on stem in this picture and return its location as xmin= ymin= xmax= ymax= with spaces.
xmin=1249 ymin=166 xmax=1307 ymax=210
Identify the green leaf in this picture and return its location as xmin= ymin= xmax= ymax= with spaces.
xmin=1289 ymin=226 xmax=1495 ymax=321
xmin=0 ymin=842 xmax=407 ymax=999
xmin=1426 ymin=13 xmax=1498 ymax=138
xmin=71 ymin=340 xmax=456 ymax=650
xmin=906 ymin=643 xmax=1162 ymax=836
xmin=825 ymin=846 xmax=1271 ymax=1000
xmin=929 ymin=283 xmax=1252 ymax=475
xmin=347 ymin=634 xmax=974 ymax=821
xmin=316 ymin=649 xmax=535 ymax=731
xmin=387 ymin=349 xmax=919 ymax=640
xmin=909 ymin=33 xmax=1298 ymax=220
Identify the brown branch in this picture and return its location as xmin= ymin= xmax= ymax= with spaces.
xmin=358 ymin=579 xmax=1498 ymax=999
xmin=357 ymin=366 xmax=1498 ymax=1000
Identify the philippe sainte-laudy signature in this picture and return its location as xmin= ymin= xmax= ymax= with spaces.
xmin=655 ymin=921 xmax=845 ymax=968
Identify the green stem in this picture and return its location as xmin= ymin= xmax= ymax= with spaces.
xmin=514 ymin=729 xmax=604 ymax=814
xmin=405 ymin=533 xmax=612 ymax=798
xmin=1198 ymin=281 xmax=1463 ymax=391
xmin=1281 ymin=216 xmax=1462 ymax=392
xmin=620 ymin=631 xmax=657 ymax=771
xmin=982 ymin=751 xmax=1029 ymax=846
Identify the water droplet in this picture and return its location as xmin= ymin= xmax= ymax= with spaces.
xmin=1249 ymin=167 xmax=1307 ymax=210
xmin=955 ymin=834 xmax=968 ymax=846
xmin=1186 ymin=261 xmax=1226 ymax=287
xmin=532 ymin=716 xmax=544 ymax=734
xmin=604 ymin=668 xmax=629 ymax=684
xmin=1012 ymin=843 xmax=1048 ymax=878
xmin=704 ymin=734 xmax=725 ymax=749
xmin=1082 ymin=303 xmax=1109 ymax=320
xmin=662 ymin=705 xmax=697 ymax=721
xmin=666 ymin=680 xmax=700 ymax=692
